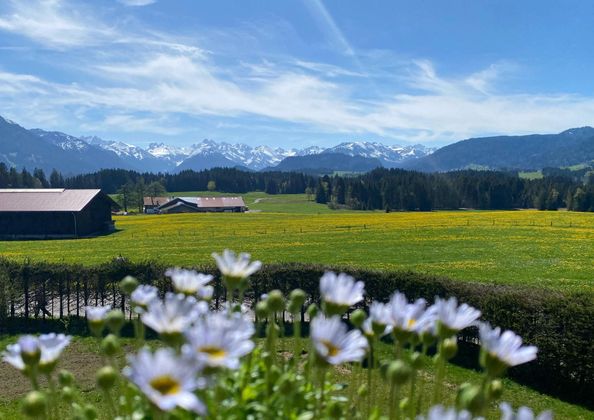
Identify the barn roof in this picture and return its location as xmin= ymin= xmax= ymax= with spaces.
xmin=195 ymin=196 xmax=246 ymax=208
xmin=143 ymin=196 xmax=171 ymax=206
xmin=0 ymin=189 xmax=104 ymax=212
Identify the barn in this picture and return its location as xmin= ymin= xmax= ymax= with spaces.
xmin=157 ymin=196 xmax=247 ymax=214
xmin=0 ymin=189 xmax=116 ymax=239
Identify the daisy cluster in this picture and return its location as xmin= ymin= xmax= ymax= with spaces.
xmin=2 ymin=250 xmax=548 ymax=419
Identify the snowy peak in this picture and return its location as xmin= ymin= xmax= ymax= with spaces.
xmin=31 ymin=129 xmax=91 ymax=152
xmin=81 ymin=136 xmax=152 ymax=161
xmin=323 ymin=142 xmax=435 ymax=167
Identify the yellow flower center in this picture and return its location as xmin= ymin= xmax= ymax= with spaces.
xmin=407 ymin=319 xmax=416 ymax=329
xmin=150 ymin=375 xmax=181 ymax=396
xmin=321 ymin=340 xmax=341 ymax=357
xmin=199 ymin=346 xmax=227 ymax=359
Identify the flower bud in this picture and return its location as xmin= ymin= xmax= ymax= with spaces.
xmin=83 ymin=404 xmax=98 ymax=420
xmin=101 ymin=334 xmax=120 ymax=357
xmin=487 ymin=379 xmax=504 ymax=400
xmin=306 ymin=303 xmax=319 ymax=319
xmin=61 ymin=386 xmax=75 ymax=403
xmin=457 ymin=384 xmax=485 ymax=415
xmin=399 ymin=397 xmax=409 ymax=411
xmin=19 ymin=336 xmax=41 ymax=367
xmin=96 ymin=366 xmax=118 ymax=390
xmin=350 ymin=309 xmax=366 ymax=329
xmin=288 ymin=289 xmax=306 ymax=312
xmin=278 ymin=374 xmax=294 ymax=394
xmin=441 ymin=337 xmax=458 ymax=360
xmin=387 ymin=360 xmax=412 ymax=385
xmin=21 ymin=391 xmax=47 ymax=418
xmin=410 ymin=352 xmax=423 ymax=370
xmin=105 ymin=310 xmax=125 ymax=335
xmin=267 ymin=290 xmax=285 ymax=313
xmin=58 ymin=370 xmax=74 ymax=386
xmin=119 ymin=276 xmax=139 ymax=295
xmin=255 ymin=301 xmax=269 ymax=318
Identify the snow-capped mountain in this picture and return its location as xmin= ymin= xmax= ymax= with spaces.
xmin=80 ymin=136 xmax=171 ymax=172
xmin=77 ymin=136 xmax=434 ymax=172
xmin=0 ymin=114 xmax=434 ymax=174
xmin=323 ymin=142 xmax=436 ymax=167
xmin=146 ymin=142 xmax=192 ymax=166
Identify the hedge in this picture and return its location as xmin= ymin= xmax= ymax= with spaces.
xmin=0 ymin=258 xmax=592 ymax=408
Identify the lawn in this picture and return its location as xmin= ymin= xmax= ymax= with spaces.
xmin=0 ymin=336 xmax=591 ymax=419
xmin=1 ymin=193 xmax=594 ymax=293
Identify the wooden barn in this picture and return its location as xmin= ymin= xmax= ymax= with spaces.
xmin=0 ymin=189 xmax=116 ymax=239
xmin=156 ymin=196 xmax=247 ymax=214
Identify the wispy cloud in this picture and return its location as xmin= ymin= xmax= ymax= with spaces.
xmin=0 ymin=0 xmax=115 ymax=48
xmin=0 ymin=0 xmax=593 ymax=145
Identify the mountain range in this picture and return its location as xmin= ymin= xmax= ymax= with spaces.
xmin=0 ymin=116 xmax=433 ymax=175
xmin=2 ymin=115 xmax=594 ymax=175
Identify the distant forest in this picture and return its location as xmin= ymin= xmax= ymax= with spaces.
xmin=1 ymin=163 xmax=594 ymax=212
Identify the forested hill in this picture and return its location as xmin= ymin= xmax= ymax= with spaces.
xmin=2 ymin=164 xmax=592 ymax=212
xmin=403 ymin=127 xmax=594 ymax=172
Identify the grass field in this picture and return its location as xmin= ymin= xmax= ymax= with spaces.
xmin=1 ymin=193 xmax=594 ymax=292
xmin=0 ymin=336 xmax=591 ymax=419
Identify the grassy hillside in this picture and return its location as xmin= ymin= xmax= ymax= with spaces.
xmin=1 ymin=193 xmax=593 ymax=292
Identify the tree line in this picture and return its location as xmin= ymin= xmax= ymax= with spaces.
xmin=2 ymin=163 xmax=594 ymax=211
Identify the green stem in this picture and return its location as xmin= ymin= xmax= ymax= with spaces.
xmin=367 ymin=339 xmax=374 ymax=417
xmin=293 ymin=320 xmax=301 ymax=368
xmin=432 ymin=343 xmax=446 ymax=405
xmin=416 ymin=344 xmax=428 ymax=415
xmin=409 ymin=369 xmax=417 ymax=420
xmin=317 ymin=367 xmax=328 ymax=416
xmin=29 ymin=366 xmax=39 ymax=391
xmin=389 ymin=381 xmax=395 ymax=420
xmin=104 ymin=389 xmax=118 ymax=419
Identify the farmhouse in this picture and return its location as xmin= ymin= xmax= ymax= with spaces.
xmin=143 ymin=196 xmax=170 ymax=213
xmin=0 ymin=189 xmax=116 ymax=239
xmin=152 ymin=196 xmax=247 ymax=214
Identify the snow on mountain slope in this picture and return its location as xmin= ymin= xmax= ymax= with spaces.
xmin=323 ymin=142 xmax=435 ymax=167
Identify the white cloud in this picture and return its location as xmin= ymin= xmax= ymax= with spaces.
xmin=118 ymin=0 xmax=156 ymax=6
xmin=0 ymin=0 xmax=593 ymax=145
xmin=0 ymin=0 xmax=115 ymax=48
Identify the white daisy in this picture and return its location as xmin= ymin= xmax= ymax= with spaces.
xmin=211 ymin=249 xmax=262 ymax=287
xmin=3 ymin=334 xmax=71 ymax=372
xmin=413 ymin=304 xmax=439 ymax=341
xmin=311 ymin=315 xmax=368 ymax=365
xmin=197 ymin=285 xmax=214 ymax=301
xmin=142 ymin=293 xmax=203 ymax=340
xmin=2 ymin=335 xmax=39 ymax=370
xmin=38 ymin=333 xmax=71 ymax=371
xmin=131 ymin=285 xmax=159 ymax=314
xmin=418 ymin=405 xmax=474 ymax=420
xmin=124 ymin=348 xmax=205 ymax=414
xmin=387 ymin=292 xmax=427 ymax=337
xmin=184 ymin=312 xmax=255 ymax=370
xmin=434 ymin=297 xmax=481 ymax=337
xmin=500 ymin=402 xmax=552 ymax=420
xmin=166 ymin=268 xmax=213 ymax=296
xmin=85 ymin=305 xmax=111 ymax=322
xmin=320 ymin=272 xmax=365 ymax=315
xmin=479 ymin=323 xmax=538 ymax=374
xmin=365 ymin=302 xmax=392 ymax=337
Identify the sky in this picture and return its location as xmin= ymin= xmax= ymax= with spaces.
xmin=0 ymin=0 xmax=594 ymax=149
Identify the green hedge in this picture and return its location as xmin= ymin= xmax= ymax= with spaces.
xmin=0 ymin=258 xmax=592 ymax=408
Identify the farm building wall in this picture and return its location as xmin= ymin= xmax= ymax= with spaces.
xmin=0 ymin=195 xmax=114 ymax=238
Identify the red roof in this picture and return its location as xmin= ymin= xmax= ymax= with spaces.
xmin=0 ymin=189 xmax=103 ymax=212
xmin=195 ymin=196 xmax=245 ymax=208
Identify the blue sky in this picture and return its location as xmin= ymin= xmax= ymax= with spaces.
xmin=0 ymin=0 xmax=593 ymax=148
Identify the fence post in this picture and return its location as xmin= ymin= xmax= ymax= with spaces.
xmin=23 ymin=275 xmax=29 ymax=320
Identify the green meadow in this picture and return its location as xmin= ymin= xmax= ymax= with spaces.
xmin=1 ymin=193 xmax=593 ymax=293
